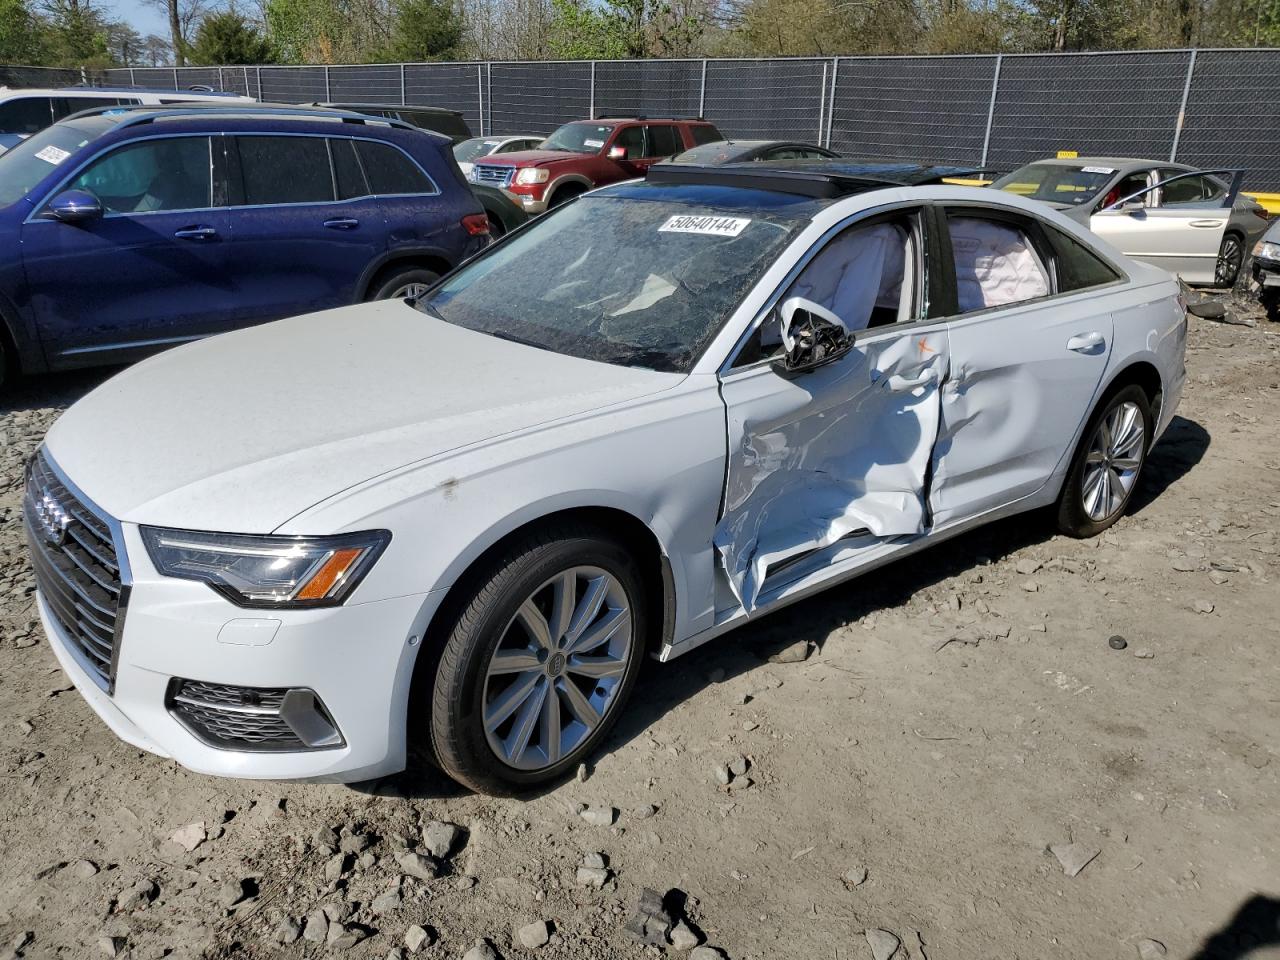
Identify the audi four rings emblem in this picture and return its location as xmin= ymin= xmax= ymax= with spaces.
xmin=34 ymin=491 xmax=71 ymax=546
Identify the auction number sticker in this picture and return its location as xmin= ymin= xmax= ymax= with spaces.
xmin=35 ymin=145 xmax=71 ymax=165
xmin=583 ymin=138 xmax=605 ymax=148
xmin=1081 ymin=165 xmax=1115 ymax=175
xmin=659 ymin=215 xmax=751 ymax=237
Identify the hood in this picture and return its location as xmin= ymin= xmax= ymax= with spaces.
xmin=475 ymin=149 xmax=586 ymax=168
xmin=44 ymin=301 xmax=679 ymax=532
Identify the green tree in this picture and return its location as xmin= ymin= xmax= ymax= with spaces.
xmin=189 ymin=10 xmax=274 ymax=63
xmin=546 ymin=0 xmax=628 ymax=58
xmin=41 ymin=0 xmax=115 ymax=66
xmin=0 ymin=0 xmax=50 ymax=64
xmin=385 ymin=0 xmax=464 ymax=59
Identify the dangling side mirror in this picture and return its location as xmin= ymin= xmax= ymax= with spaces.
xmin=771 ymin=296 xmax=853 ymax=378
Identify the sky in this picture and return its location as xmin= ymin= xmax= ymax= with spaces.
xmin=107 ymin=0 xmax=171 ymax=40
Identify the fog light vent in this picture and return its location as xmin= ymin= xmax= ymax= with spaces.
xmin=166 ymin=679 xmax=344 ymax=752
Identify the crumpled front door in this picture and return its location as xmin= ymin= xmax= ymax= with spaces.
xmin=714 ymin=327 xmax=948 ymax=610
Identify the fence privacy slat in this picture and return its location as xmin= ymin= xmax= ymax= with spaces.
xmin=8 ymin=49 xmax=1277 ymax=189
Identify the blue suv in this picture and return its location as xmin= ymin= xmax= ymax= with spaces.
xmin=0 ymin=104 xmax=490 ymax=384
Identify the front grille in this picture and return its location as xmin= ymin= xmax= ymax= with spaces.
xmin=168 ymin=679 xmax=343 ymax=752
xmin=23 ymin=451 xmax=126 ymax=690
xmin=473 ymin=163 xmax=515 ymax=187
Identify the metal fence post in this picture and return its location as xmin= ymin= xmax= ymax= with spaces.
xmin=324 ymin=65 xmax=332 ymax=101
xmin=477 ymin=63 xmax=485 ymax=135
xmin=824 ymin=58 xmax=838 ymax=148
xmin=129 ymin=68 xmax=136 ymax=85
xmin=485 ymin=62 xmax=491 ymax=134
xmin=400 ymin=62 xmax=406 ymax=105
xmin=1170 ymin=49 xmax=1198 ymax=162
xmin=980 ymin=54 xmax=1002 ymax=167
xmin=255 ymin=66 xmax=262 ymax=100
xmin=816 ymin=60 xmax=827 ymax=145
xmin=699 ymin=60 xmax=707 ymax=118
xmin=173 ymin=67 xmax=179 ymax=88
xmin=590 ymin=61 xmax=596 ymax=119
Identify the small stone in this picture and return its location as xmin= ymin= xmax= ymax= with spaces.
xmin=395 ymin=851 xmax=441 ymax=881
xmin=371 ymin=888 xmax=403 ymax=915
xmin=461 ymin=939 xmax=501 ymax=960
xmin=1208 ymin=570 xmax=1229 ymax=584
xmin=1049 ymin=842 xmax=1100 ymax=877
xmin=768 ymin=640 xmax=811 ymax=663
xmin=1171 ymin=558 xmax=1198 ymax=572
xmin=579 ymin=805 xmax=616 ymax=827
xmin=1020 ymin=579 xmax=1040 ymax=593
xmin=421 ymin=821 xmax=462 ymax=859
xmin=325 ymin=853 xmax=348 ymax=881
xmin=864 ymin=928 xmax=900 ymax=960
xmin=576 ymin=866 xmax=610 ymax=888
xmin=726 ymin=775 xmax=754 ymax=792
xmin=689 ymin=947 xmax=726 ymax=960
xmin=741 ymin=720 xmax=759 ymax=731
xmin=71 ymin=859 xmax=99 ymax=879
xmin=1015 ymin=558 xmax=1042 ymax=575
xmin=712 ymin=764 xmax=731 ymax=786
xmin=1133 ymin=648 xmax=1155 ymax=659
xmin=728 ymin=755 xmax=749 ymax=777
xmin=632 ymin=804 xmax=658 ymax=820
xmin=1137 ymin=938 xmax=1168 ymax=959
xmin=404 ymin=924 xmax=433 ymax=952
xmin=326 ymin=922 xmax=366 ymax=950
xmin=844 ymin=864 xmax=868 ymax=887
xmin=359 ymin=851 xmax=377 ymax=870
xmin=338 ymin=832 xmax=370 ymax=855
xmin=517 ymin=920 xmax=551 ymax=949
xmin=116 ymin=878 xmax=158 ymax=912
xmin=97 ymin=936 xmax=124 ymax=957
xmin=1108 ymin=635 xmax=1128 ymax=650
xmin=217 ymin=878 xmax=249 ymax=909
xmin=323 ymin=901 xmax=355 ymax=924
xmin=386 ymin=950 xmax=406 ymax=960
xmin=669 ymin=920 xmax=700 ymax=950
xmin=168 ymin=821 xmax=207 ymax=852
xmin=455 ymin=875 xmax=478 ymax=890
xmin=274 ymin=918 xmax=301 ymax=944
xmin=576 ymin=762 xmax=589 ymax=783
xmin=314 ymin=825 xmax=340 ymax=853
xmin=1192 ymin=599 xmax=1215 ymax=614
xmin=303 ymin=909 xmax=329 ymax=942
xmin=582 ymin=852 xmax=607 ymax=870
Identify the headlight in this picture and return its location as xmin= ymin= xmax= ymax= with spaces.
xmin=1253 ymin=240 xmax=1280 ymax=260
xmin=141 ymin=527 xmax=390 ymax=608
xmin=515 ymin=168 xmax=550 ymax=185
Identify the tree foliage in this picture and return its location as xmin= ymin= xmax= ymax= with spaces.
xmin=189 ymin=9 xmax=274 ymax=62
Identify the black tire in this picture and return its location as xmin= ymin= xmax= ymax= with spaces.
xmin=1215 ymin=233 xmax=1244 ymax=289
xmin=548 ymin=184 xmax=585 ymax=209
xmin=1262 ymin=291 xmax=1280 ymax=323
xmin=427 ymin=523 xmax=648 ymax=795
xmin=1056 ymin=384 xmax=1153 ymax=538
xmin=367 ymin=266 xmax=441 ymax=302
xmin=486 ymin=212 xmax=505 ymax=238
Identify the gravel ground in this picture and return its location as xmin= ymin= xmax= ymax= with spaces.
xmin=0 ymin=304 xmax=1277 ymax=960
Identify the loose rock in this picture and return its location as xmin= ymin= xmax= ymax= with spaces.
xmin=844 ymin=864 xmax=869 ymax=887
xmin=371 ymin=887 xmax=403 ymax=915
xmin=326 ymin=922 xmax=366 ymax=951
xmin=1137 ymin=938 xmax=1168 ymax=959
xmin=865 ymin=928 xmax=900 ymax=960
xmin=404 ymin=924 xmax=434 ymax=952
xmin=768 ymin=640 xmax=811 ymax=663
xmin=669 ymin=920 xmax=701 ymax=950
xmin=303 ymin=909 xmax=329 ymax=942
xmin=1108 ymin=635 xmax=1128 ymax=650
xmin=395 ymin=851 xmax=441 ymax=881
xmin=1049 ymin=842 xmax=1100 ymax=877
xmin=274 ymin=917 xmax=301 ymax=945
xmin=168 ymin=821 xmax=207 ymax=852
xmin=461 ymin=939 xmax=501 ymax=960
xmin=517 ymin=919 xmax=551 ymax=949
xmin=421 ymin=821 xmax=462 ymax=859
xmin=579 ymin=805 xmax=616 ymax=827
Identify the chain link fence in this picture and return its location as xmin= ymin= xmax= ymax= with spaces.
xmin=25 ymin=48 xmax=1270 ymax=189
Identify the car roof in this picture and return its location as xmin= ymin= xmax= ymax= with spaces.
xmin=0 ymin=85 xmax=248 ymax=98
xmin=64 ymin=101 xmax=427 ymax=133
xmin=312 ymin=101 xmax=464 ymax=117
xmin=749 ymin=159 xmax=991 ymax=185
xmin=1017 ymin=157 xmax=1192 ymax=172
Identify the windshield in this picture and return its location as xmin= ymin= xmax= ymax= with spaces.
xmin=990 ymin=163 xmax=1116 ymax=206
xmin=541 ymin=122 xmax=613 ymax=155
xmin=0 ymin=117 xmax=112 ymax=207
xmin=424 ymin=195 xmax=804 ymax=373
xmin=454 ymin=138 xmax=503 ymax=163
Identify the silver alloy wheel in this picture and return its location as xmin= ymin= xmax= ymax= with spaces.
xmin=1215 ymin=235 xmax=1242 ymax=288
xmin=1081 ymin=400 xmax=1145 ymax=522
xmin=482 ymin=566 xmax=632 ymax=771
xmin=391 ymin=282 xmax=431 ymax=301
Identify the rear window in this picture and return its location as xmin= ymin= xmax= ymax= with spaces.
xmin=404 ymin=111 xmax=470 ymax=140
xmin=0 ymin=97 xmax=54 ymax=135
xmin=647 ymin=125 xmax=681 ymax=157
xmin=331 ymin=138 xmax=368 ymax=199
xmin=1045 ymin=224 xmax=1122 ymax=291
xmin=689 ymin=124 xmax=723 ymax=146
xmin=355 ymin=140 xmax=433 ymax=195
xmin=235 ymin=135 xmax=334 ymax=205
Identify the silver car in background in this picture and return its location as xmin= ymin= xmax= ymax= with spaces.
xmin=992 ymin=157 xmax=1271 ymax=287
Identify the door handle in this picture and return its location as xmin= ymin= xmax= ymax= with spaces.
xmin=323 ymin=218 xmax=359 ymax=230
xmin=1190 ymin=219 xmax=1225 ymax=228
xmin=173 ymin=226 xmax=218 ymax=240
xmin=1066 ymin=332 xmax=1106 ymax=353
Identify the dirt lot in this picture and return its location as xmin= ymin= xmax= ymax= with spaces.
xmin=0 ymin=305 xmax=1277 ymax=960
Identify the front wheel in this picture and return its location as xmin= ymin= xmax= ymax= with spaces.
xmin=1056 ymin=385 xmax=1152 ymax=538
xmin=1215 ymin=233 xmax=1244 ymax=288
xmin=368 ymin=266 xmax=441 ymax=302
xmin=427 ymin=524 xmax=647 ymax=795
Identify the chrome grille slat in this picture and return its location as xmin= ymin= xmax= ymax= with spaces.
xmin=168 ymin=680 xmax=305 ymax=750
xmin=473 ymin=164 xmax=514 ymax=187
xmin=23 ymin=451 xmax=125 ymax=690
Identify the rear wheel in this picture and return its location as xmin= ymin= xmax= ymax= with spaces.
xmin=486 ymin=212 xmax=506 ymax=238
xmin=427 ymin=524 xmax=647 ymax=795
xmin=1215 ymin=233 xmax=1244 ymax=288
xmin=1056 ymin=384 xmax=1152 ymax=538
xmin=368 ymin=266 xmax=441 ymax=302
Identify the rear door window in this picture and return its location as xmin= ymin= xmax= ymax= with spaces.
xmin=1044 ymin=224 xmax=1122 ymax=292
xmin=355 ymin=140 xmax=433 ymax=194
xmin=234 ymin=135 xmax=334 ymax=205
xmin=947 ymin=214 xmax=1051 ymax=312
xmin=330 ymin=138 xmax=368 ymax=199
xmin=67 ymin=136 xmax=213 ymax=214
xmin=1158 ymin=172 xmax=1224 ymax=206
xmin=0 ymin=97 xmax=54 ymax=135
xmin=646 ymin=124 xmax=681 ymax=158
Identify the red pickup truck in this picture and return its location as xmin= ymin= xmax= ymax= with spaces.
xmin=467 ymin=116 xmax=723 ymax=214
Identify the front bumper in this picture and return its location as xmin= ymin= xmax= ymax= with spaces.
xmin=496 ymin=187 xmax=547 ymax=215
xmin=36 ymin=521 xmax=442 ymax=782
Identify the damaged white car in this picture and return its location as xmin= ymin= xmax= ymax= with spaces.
xmin=27 ymin=165 xmax=1188 ymax=794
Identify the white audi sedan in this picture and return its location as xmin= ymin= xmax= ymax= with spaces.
xmin=25 ymin=165 xmax=1188 ymax=794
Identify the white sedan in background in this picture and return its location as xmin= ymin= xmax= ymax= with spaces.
xmin=453 ymin=134 xmax=545 ymax=178
xmin=991 ymin=157 xmax=1269 ymax=287
xmin=26 ymin=165 xmax=1189 ymax=795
